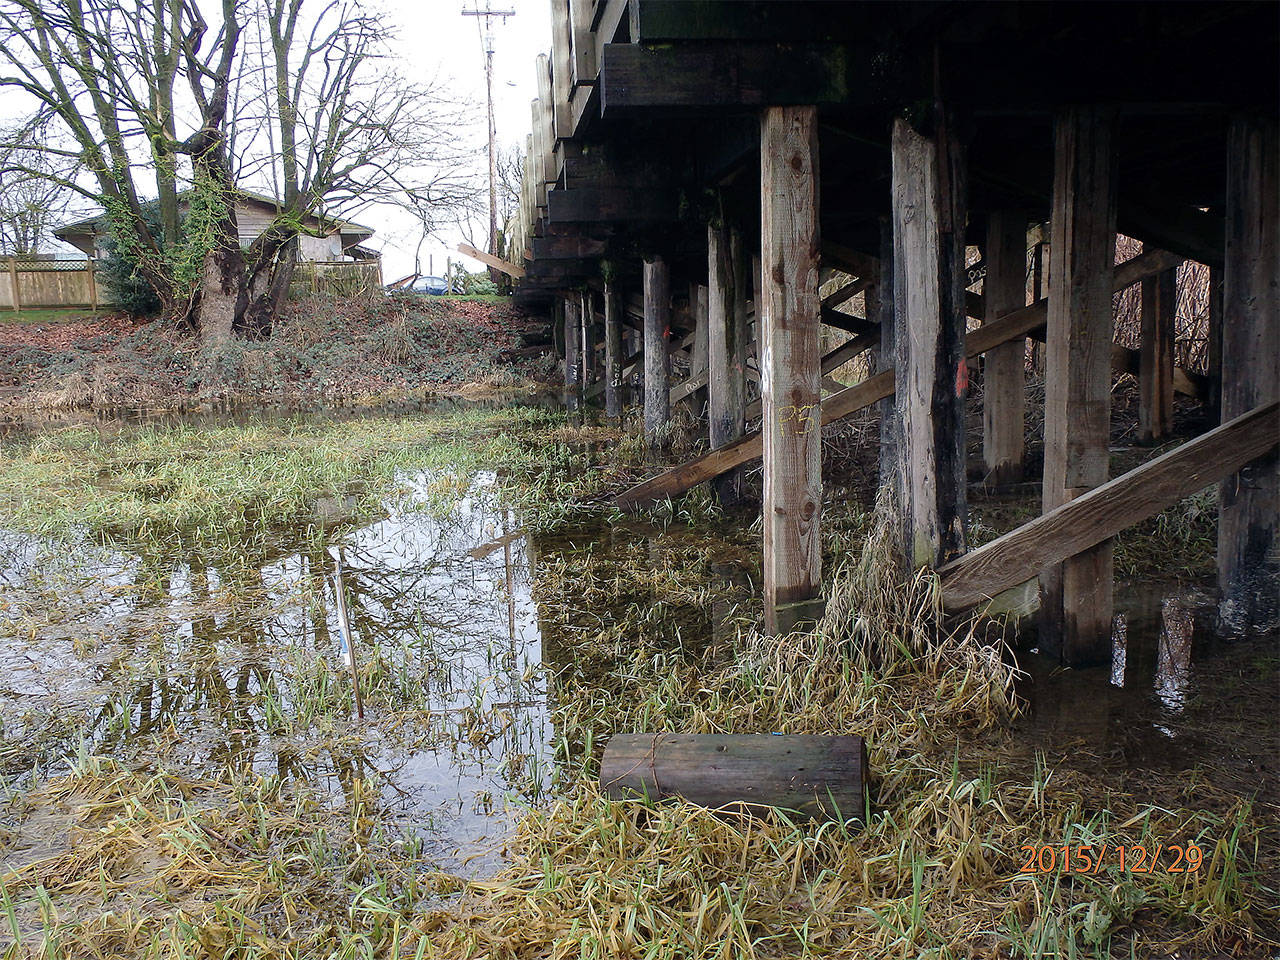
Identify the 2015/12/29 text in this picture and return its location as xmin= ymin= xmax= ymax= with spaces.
xmin=1018 ymin=844 xmax=1204 ymax=874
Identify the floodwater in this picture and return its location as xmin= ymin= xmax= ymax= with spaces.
xmin=1 ymin=404 xmax=1275 ymax=880
xmin=0 ymin=460 xmax=552 ymax=875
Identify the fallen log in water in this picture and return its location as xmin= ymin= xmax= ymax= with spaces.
xmin=600 ymin=733 xmax=869 ymax=820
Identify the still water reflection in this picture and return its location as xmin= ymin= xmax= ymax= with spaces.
xmin=0 ymin=470 xmax=547 ymax=874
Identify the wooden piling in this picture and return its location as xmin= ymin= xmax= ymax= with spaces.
xmin=1138 ymin=267 xmax=1177 ymax=443
xmin=708 ymin=223 xmax=750 ymax=504
xmin=876 ymin=217 xmax=897 ymax=492
xmin=1040 ymin=106 xmax=1119 ymax=667
xmin=1218 ymin=114 xmax=1279 ymax=634
xmin=564 ymin=294 xmax=582 ymax=410
xmin=760 ymin=104 xmax=823 ymax=634
xmin=643 ymin=257 xmax=671 ymax=445
xmin=982 ymin=210 xmax=1028 ymax=484
xmin=580 ymin=290 xmax=594 ymax=397
xmin=604 ymin=276 xmax=624 ymax=418
xmin=689 ymin=282 xmax=709 ymax=416
xmin=890 ymin=116 xmax=968 ymax=568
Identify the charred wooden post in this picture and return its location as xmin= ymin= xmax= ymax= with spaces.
xmin=1218 ymin=114 xmax=1279 ymax=635
xmin=890 ymin=116 xmax=968 ymax=568
xmin=643 ymin=256 xmax=672 ymax=445
xmin=563 ymin=294 xmax=582 ymax=410
xmin=982 ymin=210 xmax=1028 ymax=484
xmin=708 ymin=223 xmax=750 ymax=504
xmin=1040 ymin=107 xmax=1119 ymax=667
xmin=760 ymin=105 xmax=823 ymax=634
xmin=1138 ymin=267 xmax=1177 ymax=443
xmin=600 ymin=733 xmax=869 ymax=821
xmin=603 ymin=273 xmax=624 ymax=419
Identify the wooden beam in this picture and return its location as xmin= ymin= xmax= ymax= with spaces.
xmin=1039 ymin=106 xmax=1119 ymax=668
xmin=941 ymin=402 xmax=1279 ymax=611
xmin=708 ymin=223 xmax=749 ymax=503
xmin=760 ymin=104 xmax=823 ymax=634
xmin=615 ymin=248 xmax=1181 ymax=509
xmin=1138 ymin=266 xmax=1177 ymax=442
xmin=643 ymin=256 xmax=671 ymax=445
xmin=891 ymin=115 xmax=968 ymax=568
xmin=457 ymin=243 xmax=526 ymax=279
xmin=600 ymin=42 xmax=849 ymax=114
xmin=1218 ymin=114 xmax=1279 ymax=635
xmin=982 ymin=210 xmax=1028 ymax=485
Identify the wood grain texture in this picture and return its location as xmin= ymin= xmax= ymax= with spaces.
xmin=1040 ymin=106 xmax=1118 ymax=666
xmin=760 ymin=105 xmax=822 ymax=633
xmin=890 ymin=117 xmax=967 ymax=569
xmin=982 ymin=210 xmax=1028 ymax=484
xmin=643 ymin=257 xmax=672 ymax=444
xmin=942 ymin=402 xmax=1279 ymax=610
xmin=1218 ymin=115 xmax=1279 ymax=634
xmin=604 ymin=279 xmax=624 ymax=418
xmin=563 ymin=296 xmax=581 ymax=410
xmin=708 ymin=223 xmax=749 ymax=504
xmin=600 ymin=733 xmax=869 ymax=820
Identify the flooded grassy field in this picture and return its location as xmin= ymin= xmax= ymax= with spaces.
xmin=0 ymin=403 xmax=1275 ymax=958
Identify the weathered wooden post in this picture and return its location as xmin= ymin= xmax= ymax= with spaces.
xmin=1218 ymin=114 xmax=1279 ymax=634
xmin=564 ymin=294 xmax=582 ymax=410
xmin=689 ymin=282 xmax=709 ymax=412
xmin=983 ymin=211 xmax=1028 ymax=484
xmin=1138 ymin=267 xmax=1176 ymax=443
xmin=580 ymin=290 xmax=594 ymax=398
xmin=877 ymin=216 xmax=898 ymax=491
xmin=889 ymin=115 xmax=968 ymax=568
xmin=643 ymin=257 xmax=671 ymax=445
xmin=760 ymin=105 xmax=823 ymax=634
xmin=708 ymin=223 xmax=750 ymax=503
xmin=1040 ymin=106 xmax=1119 ymax=667
xmin=603 ymin=269 xmax=624 ymax=419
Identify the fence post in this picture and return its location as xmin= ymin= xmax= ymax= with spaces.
xmin=7 ymin=257 xmax=20 ymax=311
xmin=87 ymin=259 xmax=98 ymax=311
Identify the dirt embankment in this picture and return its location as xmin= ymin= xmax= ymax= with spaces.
xmin=0 ymin=293 xmax=556 ymax=413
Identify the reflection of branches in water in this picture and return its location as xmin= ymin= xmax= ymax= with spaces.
xmin=3 ymin=470 xmax=550 ymax=848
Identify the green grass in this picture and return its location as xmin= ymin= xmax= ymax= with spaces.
xmin=0 ymin=406 xmax=586 ymax=547
xmin=0 ymin=306 xmax=106 ymax=324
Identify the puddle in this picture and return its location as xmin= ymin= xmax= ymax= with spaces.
xmin=1011 ymin=583 xmax=1279 ymax=804
xmin=0 ymin=468 xmax=548 ymax=875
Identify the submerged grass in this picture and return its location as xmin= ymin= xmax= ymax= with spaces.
xmin=0 ymin=411 xmax=1274 ymax=958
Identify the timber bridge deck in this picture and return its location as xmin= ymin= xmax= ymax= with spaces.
xmin=500 ymin=0 xmax=1278 ymax=664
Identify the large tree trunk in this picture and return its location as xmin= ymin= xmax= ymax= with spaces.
xmin=190 ymin=156 xmax=248 ymax=345
xmin=240 ymin=236 xmax=298 ymax=338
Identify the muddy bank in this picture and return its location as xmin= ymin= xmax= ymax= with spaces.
xmin=0 ymin=292 xmax=556 ymax=415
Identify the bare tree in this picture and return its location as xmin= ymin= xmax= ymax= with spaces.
xmin=0 ymin=0 xmax=478 ymax=340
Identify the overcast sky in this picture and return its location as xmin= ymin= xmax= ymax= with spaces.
xmin=371 ymin=0 xmax=552 ymax=280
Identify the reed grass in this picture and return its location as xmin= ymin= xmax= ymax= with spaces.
xmin=0 ymin=412 xmax=1273 ymax=959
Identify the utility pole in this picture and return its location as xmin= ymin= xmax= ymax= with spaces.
xmin=462 ymin=3 xmax=515 ymax=270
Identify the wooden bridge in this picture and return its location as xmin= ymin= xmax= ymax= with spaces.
xmin=503 ymin=0 xmax=1278 ymax=664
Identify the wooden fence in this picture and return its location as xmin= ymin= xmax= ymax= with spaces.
xmin=1 ymin=256 xmax=385 ymax=311
xmin=0 ymin=257 xmax=101 ymax=310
